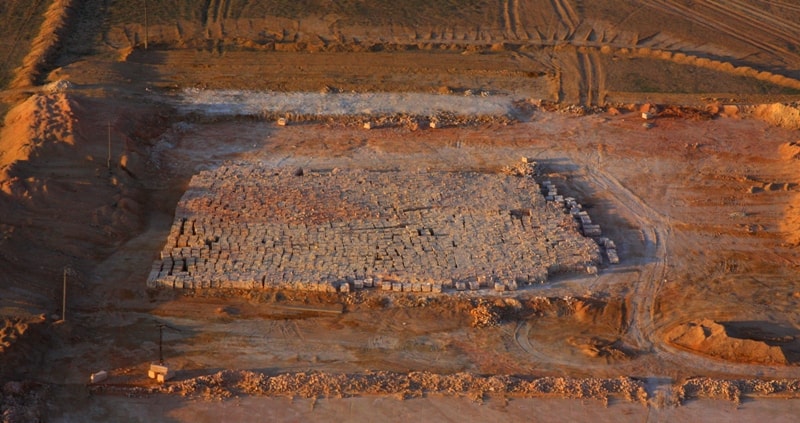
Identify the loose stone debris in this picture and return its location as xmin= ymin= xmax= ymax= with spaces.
xmin=90 ymin=370 xmax=650 ymax=406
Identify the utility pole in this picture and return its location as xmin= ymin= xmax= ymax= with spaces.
xmin=144 ymin=0 xmax=149 ymax=50
xmin=157 ymin=323 xmax=164 ymax=363
xmin=107 ymin=121 xmax=111 ymax=170
xmin=62 ymin=267 xmax=67 ymax=321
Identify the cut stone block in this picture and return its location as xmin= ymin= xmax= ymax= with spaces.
xmin=90 ymin=370 xmax=108 ymax=384
xmin=607 ymin=249 xmax=620 ymax=264
xmin=157 ymin=371 xmax=175 ymax=383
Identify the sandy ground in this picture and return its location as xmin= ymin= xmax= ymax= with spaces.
xmin=3 ymin=1 xmax=800 ymax=421
xmin=46 ymin=394 xmax=800 ymax=423
xmin=3 ymin=94 xmax=800 ymax=420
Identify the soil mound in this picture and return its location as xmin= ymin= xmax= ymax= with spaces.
xmin=0 ymin=92 xmax=77 ymax=192
xmin=571 ymin=298 xmax=625 ymax=328
xmin=10 ymin=0 xmax=76 ymax=88
xmin=779 ymin=142 xmax=800 ymax=161
xmin=664 ymin=319 xmax=799 ymax=366
xmin=755 ymin=103 xmax=800 ymax=130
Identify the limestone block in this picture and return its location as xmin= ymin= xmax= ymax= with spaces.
xmin=156 ymin=371 xmax=175 ymax=383
xmin=90 ymin=370 xmax=108 ymax=384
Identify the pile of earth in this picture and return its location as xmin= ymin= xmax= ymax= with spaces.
xmin=664 ymin=319 xmax=800 ymax=366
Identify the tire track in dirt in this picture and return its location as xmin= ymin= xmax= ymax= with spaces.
xmin=578 ymin=51 xmax=592 ymax=106
xmin=201 ymin=0 xmax=213 ymax=28
xmin=761 ymin=0 xmax=800 ymax=13
xmin=553 ymin=51 xmax=578 ymax=104
xmin=511 ymin=0 xmax=525 ymax=39
xmin=513 ymin=319 xmax=637 ymax=373
xmin=501 ymin=0 xmax=513 ymax=36
xmin=557 ymin=47 xmax=603 ymax=106
xmin=201 ymin=0 xmax=231 ymax=28
xmin=560 ymin=0 xmax=581 ymax=27
xmin=580 ymin=165 xmax=669 ymax=351
xmin=513 ymin=321 xmax=550 ymax=363
xmin=707 ymin=0 xmax=800 ymax=44
xmin=203 ymin=0 xmax=231 ymax=37
xmin=560 ymin=161 xmax=798 ymax=381
xmin=549 ymin=0 xmax=579 ymax=38
xmin=704 ymin=0 xmax=800 ymax=65
xmin=588 ymin=49 xmax=605 ymax=105
xmin=644 ymin=0 xmax=800 ymax=66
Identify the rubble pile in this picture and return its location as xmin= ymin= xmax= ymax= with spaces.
xmin=97 ymin=370 xmax=649 ymax=404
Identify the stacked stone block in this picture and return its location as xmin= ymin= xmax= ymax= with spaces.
xmin=147 ymin=163 xmax=602 ymax=293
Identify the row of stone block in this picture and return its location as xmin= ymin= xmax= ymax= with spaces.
xmin=146 ymin=264 xmax=550 ymax=292
xmin=598 ymin=237 xmax=620 ymax=264
xmin=148 ymin=164 xmax=603 ymax=292
xmin=544 ymin=182 xmax=620 ymax=268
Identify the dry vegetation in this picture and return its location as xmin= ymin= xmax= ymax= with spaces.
xmin=2 ymin=1 xmax=800 ymax=421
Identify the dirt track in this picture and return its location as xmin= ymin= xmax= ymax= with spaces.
xmin=3 ymin=1 xmax=800 ymax=421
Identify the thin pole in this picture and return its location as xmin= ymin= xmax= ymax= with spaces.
xmin=144 ymin=0 xmax=149 ymax=50
xmin=107 ymin=121 xmax=111 ymax=170
xmin=62 ymin=267 xmax=67 ymax=321
xmin=158 ymin=324 xmax=164 ymax=363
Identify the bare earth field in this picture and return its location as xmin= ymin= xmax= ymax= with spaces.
xmin=2 ymin=1 xmax=800 ymax=422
